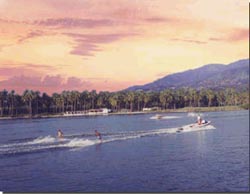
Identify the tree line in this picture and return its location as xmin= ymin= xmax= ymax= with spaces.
xmin=0 ymin=87 xmax=249 ymax=117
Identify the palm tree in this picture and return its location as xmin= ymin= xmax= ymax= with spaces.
xmin=143 ymin=92 xmax=152 ymax=109
xmin=58 ymin=93 xmax=65 ymax=113
xmin=171 ymin=90 xmax=177 ymax=109
xmin=225 ymin=88 xmax=237 ymax=106
xmin=206 ymin=89 xmax=214 ymax=107
xmin=62 ymin=91 xmax=70 ymax=111
xmin=187 ymin=88 xmax=196 ymax=107
xmin=0 ymin=91 xmax=3 ymax=116
xmin=70 ymin=91 xmax=80 ymax=111
xmin=195 ymin=90 xmax=202 ymax=107
xmin=238 ymin=90 xmax=249 ymax=106
xmin=22 ymin=90 xmax=35 ymax=116
xmin=41 ymin=93 xmax=53 ymax=113
xmin=167 ymin=90 xmax=174 ymax=109
xmin=34 ymin=91 xmax=40 ymax=114
xmin=159 ymin=91 xmax=167 ymax=109
xmin=126 ymin=91 xmax=135 ymax=112
xmin=160 ymin=89 xmax=174 ymax=109
xmin=14 ymin=94 xmax=23 ymax=115
xmin=183 ymin=89 xmax=189 ymax=107
xmin=97 ymin=91 xmax=110 ymax=108
xmin=117 ymin=91 xmax=126 ymax=110
xmin=149 ymin=91 xmax=160 ymax=108
xmin=89 ymin=90 xmax=97 ymax=109
xmin=200 ymin=88 xmax=208 ymax=107
xmin=108 ymin=93 xmax=118 ymax=111
xmin=80 ymin=90 xmax=89 ymax=111
xmin=7 ymin=90 xmax=15 ymax=116
xmin=63 ymin=91 xmax=74 ymax=111
xmin=135 ymin=91 xmax=144 ymax=111
xmin=175 ymin=89 xmax=185 ymax=108
xmin=0 ymin=90 xmax=8 ymax=116
xmin=52 ymin=93 xmax=60 ymax=113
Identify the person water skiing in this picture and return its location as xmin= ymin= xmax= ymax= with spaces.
xmin=95 ymin=130 xmax=102 ymax=141
xmin=197 ymin=115 xmax=208 ymax=125
xmin=57 ymin=129 xmax=64 ymax=138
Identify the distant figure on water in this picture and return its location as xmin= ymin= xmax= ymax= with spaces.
xmin=57 ymin=129 xmax=64 ymax=138
xmin=197 ymin=115 xmax=202 ymax=125
xmin=197 ymin=115 xmax=208 ymax=125
xmin=95 ymin=130 xmax=102 ymax=141
xmin=156 ymin=114 xmax=162 ymax=119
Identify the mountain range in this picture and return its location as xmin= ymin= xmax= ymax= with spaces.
xmin=126 ymin=59 xmax=249 ymax=91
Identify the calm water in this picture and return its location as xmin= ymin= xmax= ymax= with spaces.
xmin=0 ymin=110 xmax=249 ymax=192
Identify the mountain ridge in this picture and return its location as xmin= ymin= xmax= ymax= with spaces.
xmin=126 ymin=58 xmax=249 ymax=91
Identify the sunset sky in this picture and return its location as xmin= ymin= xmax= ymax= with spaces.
xmin=0 ymin=0 xmax=248 ymax=94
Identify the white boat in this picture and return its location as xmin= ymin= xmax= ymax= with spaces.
xmin=177 ymin=121 xmax=212 ymax=132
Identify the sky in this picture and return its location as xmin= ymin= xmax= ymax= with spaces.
xmin=0 ymin=0 xmax=248 ymax=95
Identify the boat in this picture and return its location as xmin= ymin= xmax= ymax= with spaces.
xmin=177 ymin=121 xmax=212 ymax=133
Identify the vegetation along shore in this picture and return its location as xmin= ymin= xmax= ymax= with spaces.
xmin=0 ymin=87 xmax=248 ymax=119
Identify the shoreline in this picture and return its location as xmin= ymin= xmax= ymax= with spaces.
xmin=0 ymin=106 xmax=247 ymax=120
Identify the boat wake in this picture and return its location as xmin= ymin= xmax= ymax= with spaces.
xmin=187 ymin=112 xmax=204 ymax=117
xmin=0 ymin=123 xmax=215 ymax=156
xmin=150 ymin=115 xmax=181 ymax=120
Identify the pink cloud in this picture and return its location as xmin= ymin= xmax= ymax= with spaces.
xmin=33 ymin=18 xmax=115 ymax=28
xmin=0 ymin=74 xmax=141 ymax=94
xmin=0 ymin=0 xmax=150 ymax=22
xmin=0 ymin=18 xmax=22 ymax=24
xmin=170 ymin=38 xmax=207 ymax=44
xmin=42 ymin=75 xmax=63 ymax=87
xmin=1 ymin=75 xmax=42 ymax=87
xmin=41 ymin=0 xmax=91 ymax=11
xmin=17 ymin=30 xmax=49 ymax=43
xmin=227 ymin=28 xmax=249 ymax=41
xmin=65 ymin=77 xmax=91 ymax=88
xmin=64 ymin=33 xmax=138 ymax=56
xmin=0 ymin=67 xmax=40 ymax=78
xmin=0 ymin=63 xmax=56 ymax=78
xmin=209 ymin=37 xmax=223 ymax=41
xmin=145 ymin=17 xmax=176 ymax=23
xmin=0 ymin=75 xmax=93 ymax=95
xmin=70 ymin=42 xmax=100 ymax=56
xmin=209 ymin=28 xmax=249 ymax=42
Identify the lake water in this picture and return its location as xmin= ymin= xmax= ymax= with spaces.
xmin=0 ymin=110 xmax=249 ymax=192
